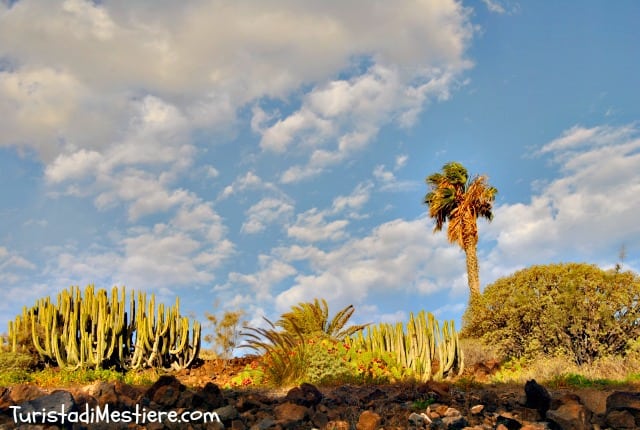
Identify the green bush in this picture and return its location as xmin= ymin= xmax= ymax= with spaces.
xmin=463 ymin=263 xmax=640 ymax=364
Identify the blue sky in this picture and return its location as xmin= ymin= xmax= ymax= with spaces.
xmin=1 ymin=0 xmax=639 ymax=345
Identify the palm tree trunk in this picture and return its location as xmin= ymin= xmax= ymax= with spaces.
xmin=464 ymin=244 xmax=481 ymax=297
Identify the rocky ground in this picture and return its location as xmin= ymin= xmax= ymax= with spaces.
xmin=1 ymin=359 xmax=639 ymax=429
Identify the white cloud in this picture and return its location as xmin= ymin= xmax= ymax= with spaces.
xmin=275 ymin=216 xmax=466 ymax=313
xmin=484 ymin=123 xmax=640 ymax=281
xmin=228 ymin=255 xmax=297 ymax=301
xmin=261 ymin=63 xmax=468 ymax=183
xmin=0 ymin=246 xmax=36 ymax=285
xmin=331 ymin=182 xmax=372 ymax=215
xmin=373 ymin=164 xmax=421 ymax=192
xmin=219 ymin=171 xmax=284 ymax=200
xmin=242 ymin=197 xmax=295 ymax=234
xmin=482 ymin=0 xmax=506 ymax=14
xmin=287 ymin=209 xmax=349 ymax=243
xmin=395 ymin=154 xmax=409 ymax=170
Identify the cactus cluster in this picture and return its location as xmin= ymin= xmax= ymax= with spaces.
xmin=346 ymin=310 xmax=463 ymax=381
xmin=7 ymin=285 xmax=200 ymax=371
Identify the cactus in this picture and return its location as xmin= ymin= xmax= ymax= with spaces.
xmin=346 ymin=310 xmax=463 ymax=381
xmin=8 ymin=285 xmax=201 ymax=371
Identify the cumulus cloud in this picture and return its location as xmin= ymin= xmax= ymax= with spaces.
xmin=483 ymin=123 xmax=640 ymax=281
xmin=287 ymin=209 xmax=349 ymax=243
xmin=261 ymin=64 xmax=468 ymax=183
xmin=373 ymin=164 xmax=421 ymax=192
xmin=275 ymin=216 xmax=467 ymax=313
xmin=0 ymin=246 xmax=36 ymax=284
xmin=242 ymin=197 xmax=295 ymax=234
xmin=228 ymin=255 xmax=297 ymax=302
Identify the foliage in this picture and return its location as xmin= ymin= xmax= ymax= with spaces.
xmin=241 ymin=301 xmax=462 ymax=386
xmin=347 ymin=310 xmax=464 ymax=381
xmin=242 ymin=318 xmax=308 ymax=386
xmin=463 ymin=263 xmax=640 ymax=365
xmin=424 ymin=162 xmax=497 ymax=296
xmin=277 ymin=298 xmax=369 ymax=340
xmin=7 ymin=285 xmax=201 ymax=371
xmin=204 ymin=307 xmax=246 ymax=360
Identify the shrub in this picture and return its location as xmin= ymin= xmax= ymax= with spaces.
xmin=463 ymin=263 xmax=640 ymax=364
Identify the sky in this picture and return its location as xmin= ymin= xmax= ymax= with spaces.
xmin=1 ymin=0 xmax=639 ymax=348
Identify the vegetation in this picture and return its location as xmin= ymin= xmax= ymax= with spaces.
xmin=463 ymin=263 xmax=640 ymax=365
xmin=424 ymin=162 xmax=497 ymax=297
xmin=237 ymin=300 xmax=463 ymax=387
xmin=7 ymin=285 xmax=201 ymax=371
xmin=277 ymin=298 xmax=369 ymax=340
xmin=204 ymin=307 xmax=247 ymax=360
xmin=347 ymin=310 xmax=463 ymax=381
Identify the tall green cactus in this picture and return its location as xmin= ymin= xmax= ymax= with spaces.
xmin=346 ymin=310 xmax=463 ymax=381
xmin=8 ymin=285 xmax=201 ymax=371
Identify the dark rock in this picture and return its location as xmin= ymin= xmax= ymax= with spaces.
xmin=441 ymin=414 xmax=468 ymax=429
xmin=200 ymin=382 xmax=225 ymax=409
xmin=310 ymin=410 xmax=328 ymax=428
xmin=524 ymin=379 xmax=551 ymax=418
xmin=606 ymin=391 xmax=640 ymax=412
xmin=213 ymin=404 xmax=239 ymax=422
xmin=236 ymin=393 xmax=269 ymax=412
xmin=144 ymin=375 xmax=186 ymax=408
xmin=356 ymin=410 xmax=381 ymax=430
xmin=606 ymin=409 xmax=636 ymax=429
xmin=496 ymin=414 xmax=523 ymax=430
xmin=284 ymin=382 xmax=322 ymax=407
xmin=479 ymin=389 xmax=499 ymax=412
xmin=417 ymin=381 xmax=450 ymax=403
xmin=14 ymin=390 xmax=76 ymax=426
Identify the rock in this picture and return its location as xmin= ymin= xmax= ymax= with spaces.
xmin=479 ymin=389 xmax=499 ymax=412
xmin=14 ymin=390 xmax=76 ymax=425
xmin=284 ymin=382 xmax=322 ymax=407
xmin=214 ymin=404 xmax=239 ymax=422
xmin=356 ymin=410 xmax=381 ymax=430
xmin=441 ymin=414 xmax=468 ymax=429
xmin=496 ymin=414 xmax=523 ymax=430
xmin=325 ymin=420 xmax=350 ymax=430
xmin=546 ymin=395 xmax=592 ymax=430
xmin=0 ymin=387 xmax=14 ymax=410
xmin=251 ymin=417 xmax=276 ymax=430
xmin=606 ymin=391 xmax=640 ymax=412
xmin=236 ymin=393 xmax=271 ymax=412
xmin=470 ymin=404 xmax=484 ymax=414
xmin=199 ymin=382 xmax=226 ymax=409
xmin=408 ymin=412 xmax=431 ymax=427
xmin=605 ymin=409 xmax=636 ymax=428
xmin=9 ymin=384 xmax=45 ymax=404
xmin=524 ymin=379 xmax=551 ymax=418
xmin=85 ymin=381 xmax=118 ymax=407
xmin=274 ymin=401 xmax=308 ymax=423
xmin=311 ymin=410 xmax=328 ymax=428
xmin=144 ymin=375 xmax=186 ymax=408
xmin=231 ymin=419 xmax=247 ymax=430
xmin=417 ymin=381 xmax=450 ymax=403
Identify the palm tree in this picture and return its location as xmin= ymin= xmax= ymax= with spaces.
xmin=424 ymin=162 xmax=497 ymax=297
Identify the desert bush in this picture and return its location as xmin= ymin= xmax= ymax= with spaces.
xmin=459 ymin=337 xmax=499 ymax=367
xmin=204 ymin=307 xmax=246 ymax=360
xmin=463 ymin=263 xmax=640 ymax=365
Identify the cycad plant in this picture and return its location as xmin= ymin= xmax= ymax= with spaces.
xmin=277 ymin=298 xmax=369 ymax=340
xmin=242 ymin=299 xmax=368 ymax=386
